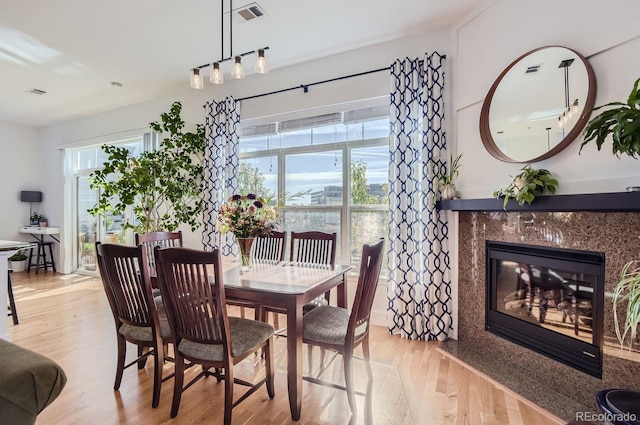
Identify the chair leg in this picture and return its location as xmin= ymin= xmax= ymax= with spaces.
xmin=151 ymin=340 xmax=163 ymax=408
xmin=7 ymin=271 xmax=18 ymax=325
xmin=138 ymin=345 xmax=148 ymax=369
xmin=265 ymin=337 xmax=275 ymax=398
xmin=114 ymin=334 xmax=127 ymax=390
xmin=343 ymin=348 xmax=357 ymax=415
xmin=223 ymin=362 xmax=234 ymax=425
xmin=170 ymin=354 xmax=185 ymax=418
xmin=362 ymin=336 xmax=373 ymax=382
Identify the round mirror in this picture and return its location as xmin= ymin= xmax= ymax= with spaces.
xmin=479 ymin=46 xmax=597 ymax=163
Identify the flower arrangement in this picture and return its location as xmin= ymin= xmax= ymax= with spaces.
xmin=216 ymin=194 xmax=277 ymax=238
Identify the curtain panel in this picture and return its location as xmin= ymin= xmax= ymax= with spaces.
xmin=387 ymin=52 xmax=452 ymax=341
xmin=201 ymin=97 xmax=241 ymax=255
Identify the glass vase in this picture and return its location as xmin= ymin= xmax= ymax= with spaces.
xmin=236 ymin=237 xmax=255 ymax=271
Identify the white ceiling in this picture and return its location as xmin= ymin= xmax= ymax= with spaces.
xmin=0 ymin=0 xmax=483 ymax=127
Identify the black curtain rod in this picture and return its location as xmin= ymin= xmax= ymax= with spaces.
xmin=238 ymin=55 xmax=446 ymax=102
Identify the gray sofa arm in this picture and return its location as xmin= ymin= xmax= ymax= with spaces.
xmin=0 ymin=338 xmax=67 ymax=425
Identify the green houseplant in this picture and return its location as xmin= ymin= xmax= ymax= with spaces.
xmin=8 ymin=249 xmax=28 ymax=272
xmin=493 ymin=165 xmax=559 ymax=209
xmin=30 ymin=212 xmax=44 ymax=226
xmin=88 ymin=102 xmax=205 ymax=233
xmin=580 ymin=77 xmax=640 ymax=157
xmin=613 ymin=260 xmax=640 ymax=351
xmin=437 ymin=153 xmax=462 ymax=200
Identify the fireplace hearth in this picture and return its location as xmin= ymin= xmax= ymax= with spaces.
xmin=486 ymin=241 xmax=605 ymax=377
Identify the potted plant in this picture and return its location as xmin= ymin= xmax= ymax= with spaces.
xmin=493 ymin=165 xmax=559 ymax=209
xmin=437 ymin=153 xmax=462 ymax=200
xmin=8 ymin=250 xmax=28 ymax=272
xmin=38 ymin=214 xmax=48 ymax=227
xmin=613 ymin=260 xmax=640 ymax=351
xmin=580 ymin=77 xmax=640 ymax=158
xmin=88 ymin=101 xmax=205 ymax=233
xmin=30 ymin=212 xmax=43 ymax=226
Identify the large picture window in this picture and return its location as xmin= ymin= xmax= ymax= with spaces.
xmin=239 ymin=106 xmax=389 ymax=272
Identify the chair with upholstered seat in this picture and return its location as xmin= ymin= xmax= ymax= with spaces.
xmin=154 ymin=246 xmax=275 ymax=423
xmin=228 ymin=231 xmax=287 ymax=322
xmin=135 ymin=231 xmax=183 ymax=287
xmin=263 ymin=231 xmax=337 ymax=328
xmin=302 ymin=238 xmax=384 ymax=416
xmin=95 ymin=242 xmax=173 ymax=408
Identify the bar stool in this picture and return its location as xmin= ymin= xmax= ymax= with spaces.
xmin=27 ymin=242 xmax=56 ymax=274
xmin=7 ymin=270 xmax=18 ymax=325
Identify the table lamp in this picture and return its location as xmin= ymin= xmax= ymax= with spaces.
xmin=20 ymin=190 xmax=43 ymax=224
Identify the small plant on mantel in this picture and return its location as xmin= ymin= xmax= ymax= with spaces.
xmin=493 ymin=165 xmax=559 ymax=209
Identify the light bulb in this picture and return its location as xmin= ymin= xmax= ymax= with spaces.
xmin=190 ymin=68 xmax=203 ymax=89
xmin=254 ymin=49 xmax=268 ymax=74
xmin=210 ymin=62 xmax=223 ymax=84
xmin=571 ymin=99 xmax=579 ymax=115
xmin=231 ymin=56 xmax=245 ymax=79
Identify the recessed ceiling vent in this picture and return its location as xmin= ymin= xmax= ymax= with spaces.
xmin=25 ymin=88 xmax=47 ymax=95
xmin=525 ymin=64 xmax=541 ymax=74
xmin=232 ymin=2 xmax=266 ymax=22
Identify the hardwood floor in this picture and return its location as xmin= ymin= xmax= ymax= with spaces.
xmin=7 ymin=271 xmax=565 ymax=425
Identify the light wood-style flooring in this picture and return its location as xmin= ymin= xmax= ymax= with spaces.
xmin=7 ymin=271 xmax=565 ymax=425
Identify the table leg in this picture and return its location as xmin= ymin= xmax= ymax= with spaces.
xmin=286 ymin=299 xmax=303 ymax=420
xmin=336 ymin=272 xmax=347 ymax=308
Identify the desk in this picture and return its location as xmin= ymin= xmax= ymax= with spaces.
xmin=18 ymin=226 xmax=60 ymax=243
xmin=0 ymin=240 xmax=37 ymax=338
xmin=220 ymin=260 xmax=351 ymax=420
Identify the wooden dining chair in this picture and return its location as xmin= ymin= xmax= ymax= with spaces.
xmin=154 ymin=246 xmax=275 ymax=423
xmin=227 ymin=231 xmax=287 ymax=321
xmin=95 ymin=242 xmax=173 ymax=408
xmin=262 ymin=231 xmax=336 ymax=328
xmin=135 ymin=231 xmax=183 ymax=288
xmin=302 ymin=238 xmax=384 ymax=416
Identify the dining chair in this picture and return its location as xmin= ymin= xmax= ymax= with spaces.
xmin=7 ymin=270 xmax=18 ymax=325
xmin=154 ymin=246 xmax=275 ymax=423
xmin=302 ymin=238 xmax=384 ymax=416
xmin=226 ymin=231 xmax=287 ymax=321
xmin=134 ymin=231 xmax=183 ymax=287
xmin=95 ymin=242 xmax=173 ymax=408
xmin=263 ymin=231 xmax=337 ymax=329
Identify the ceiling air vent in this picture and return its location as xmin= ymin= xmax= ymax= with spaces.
xmin=525 ymin=64 xmax=541 ymax=74
xmin=232 ymin=2 xmax=266 ymax=22
xmin=25 ymin=88 xmax=47 ymax=95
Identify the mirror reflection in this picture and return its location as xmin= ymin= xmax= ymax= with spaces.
xmin=480 ymin=46 xmax=596 ymax=163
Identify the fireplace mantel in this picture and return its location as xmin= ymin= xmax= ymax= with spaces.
xmin=437 ymin=191 xmax=640 ymax=212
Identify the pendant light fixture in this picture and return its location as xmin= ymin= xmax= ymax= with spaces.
xmin=231 ymin=56 xmax=245 ymax=79
xmin=190 ymin=68 xmax=203 ymax=89
xmin=254 ymin=48 xmax=268 ymax=74
xmin=189 ymin=0 xmax=269 ymax=88
xmin=210 ymin=62 xmax=224 ymax=84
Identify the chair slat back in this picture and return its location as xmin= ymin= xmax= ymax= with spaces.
xmin=290 ymin=231 xmax=336 ymax=266
xmin=135 ymin=231 xmax=183 ymax=277
xmin=253 ymin=231 xmax=287 ymax=262
xmin=155 ymin=247 xmax=229 ymax=347
xmin=96 ymin=242 xmax=154 ymax=327
xmin=349 ymin=239 xmax=385 ymax=331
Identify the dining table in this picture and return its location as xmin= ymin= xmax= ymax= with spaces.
xmin=218 ymin=258 xmax=351 ymax=421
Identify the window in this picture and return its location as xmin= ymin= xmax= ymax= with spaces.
xmin=239 ymin=106 xmax=389 ymax=272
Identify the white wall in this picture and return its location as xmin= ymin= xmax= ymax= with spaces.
xmin=0 ymin=121 xmax=39 ymax=240
xmin=453 ymin=0 xmax=640 ymax=198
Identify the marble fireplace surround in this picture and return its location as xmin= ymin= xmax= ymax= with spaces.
xmin=438 ymin=192 xmax=640 ymax=421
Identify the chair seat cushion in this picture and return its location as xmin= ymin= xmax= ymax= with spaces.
xmin=302 ymin=305 xmax=368 ymax=345
xmin=178 ymin=317 xmax=274 ymax=362
xmin=118 ymin=304 xmax=172 ymax=342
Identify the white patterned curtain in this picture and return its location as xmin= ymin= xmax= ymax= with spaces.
xmin=387 ymin=53 xmax=452 ymax=341
xmin=201 ymin=96 xmax=240 ymax=255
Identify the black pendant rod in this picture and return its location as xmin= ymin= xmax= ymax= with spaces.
xmin=238 ymin=55 xmax=446 ymax=102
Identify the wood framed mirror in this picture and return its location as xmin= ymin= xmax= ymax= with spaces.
xmin=479 ymin=46 xmax=597 ymax=163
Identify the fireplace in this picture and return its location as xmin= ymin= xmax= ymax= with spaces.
xmin=486 ymin=241 xmax=605 ymax=377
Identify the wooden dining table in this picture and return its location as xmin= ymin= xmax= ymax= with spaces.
xmin=218 ymin=258 xmax=351 ymax=421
